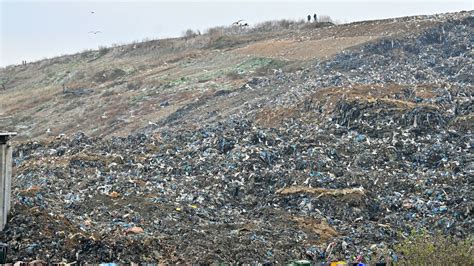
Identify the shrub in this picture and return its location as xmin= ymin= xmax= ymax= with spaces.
xmin=0 ymin=77 xmax=10 ymax=90
xmin=318 ymin=15 xmax=334 ymax=23
xmin=301 ymin=21 xmax=335 ymax=30
xmin=98 ymin=45 xmax=109 ymax=56
xmin=183 ymin=29 xmax=198 ymax=40
xmin=206 ymin=26 xmax=225 ymax=36
xmin=395 ymin=230 xmax=473 ymax=264
xmin=249 ymin=19 xmax=303 ymax=33
xmin=79 ymin=49 xmax=93 ymax=59
xmin=203 ymin=18 xmax=309 ymax=40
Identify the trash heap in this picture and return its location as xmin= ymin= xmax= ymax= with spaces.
xmin=257 ymin=13 xmax=473 ymax=109
xmin=1 ymin=11 xmax=473 ymax=264
xmin=317 ymin=16 xmax=473 ymax=86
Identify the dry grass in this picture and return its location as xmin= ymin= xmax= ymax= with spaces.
xmin=0 ymin=85 xmax=58 ymax=114
xmin=205 ymin=19 xmax=302 ymax=37
xmin=365 ymin=97 xmax=439 ymax=110
xmin=306 ymin=84 xmax=445 ymax=114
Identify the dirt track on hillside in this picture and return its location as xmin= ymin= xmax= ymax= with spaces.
xmin=234 ymin=36 xmax=375 ymax=60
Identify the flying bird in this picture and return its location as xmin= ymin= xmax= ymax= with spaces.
xmin=232 ymin=20 xmax=244 ymax=25
xmin=88 ymin=31 xmax=102 ymax=34
xmin=90 ymin=11 xmax=95 ymax=14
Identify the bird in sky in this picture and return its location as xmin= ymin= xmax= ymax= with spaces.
xmin=88 ymin=31 xmax=102 ymax=34
xmin=232 ymin=20 xmax=244 ymax=25
xmin=90 ymin=11 xmax=95 ymax=14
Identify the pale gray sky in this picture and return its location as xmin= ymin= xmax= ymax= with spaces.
xmin=0 ymin=0 xmax=472 ymax=67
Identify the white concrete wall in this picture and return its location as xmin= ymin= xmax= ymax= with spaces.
xmin=0 ymin=143 xmax=12 ymax=231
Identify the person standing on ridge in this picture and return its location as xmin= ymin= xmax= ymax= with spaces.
xmin=314 ymin=13 xmax=317 ymax=22
xmin=307 ymin=14 xmax=311 ymax=22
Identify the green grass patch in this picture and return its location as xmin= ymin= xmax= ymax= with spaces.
xmin=234 ymin=57 xmax=286 ymax=75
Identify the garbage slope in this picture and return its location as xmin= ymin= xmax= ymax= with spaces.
xmin=1 ymin=11 xmax=473 ymax=263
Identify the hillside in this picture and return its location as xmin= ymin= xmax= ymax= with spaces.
xmin=2 ymin=13 xmax=465 ymax=140
xmin=0 ymin=11 xmax=473 ymax=263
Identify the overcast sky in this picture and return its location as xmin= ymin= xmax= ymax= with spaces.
xmin=1 ymin=0 xmax=472 ymax=67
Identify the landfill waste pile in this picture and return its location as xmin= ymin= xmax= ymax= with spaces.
xmin=1 ymin=11 xmax=473 ymax=264
xmin=315 ymin=15 xmax=473 ymax=85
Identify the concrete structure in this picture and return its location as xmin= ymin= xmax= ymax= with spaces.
xmin=0 ymin=132 xmax=16 ymax=231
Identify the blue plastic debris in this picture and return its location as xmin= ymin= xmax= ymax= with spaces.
xmin=355 ymin=134 xmax=366 ymax=142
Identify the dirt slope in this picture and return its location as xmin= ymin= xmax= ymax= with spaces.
xmin=0 ymin=12 xmax=450 ymax=141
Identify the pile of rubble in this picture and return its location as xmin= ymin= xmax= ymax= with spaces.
xmin=1 ymin=11 xmax=473 ymax=264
